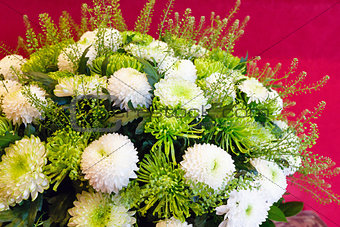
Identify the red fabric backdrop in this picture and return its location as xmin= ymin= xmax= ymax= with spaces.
xmin=0 ymin=0 xmax=339 ymax=226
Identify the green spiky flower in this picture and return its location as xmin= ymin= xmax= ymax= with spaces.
xmin=44 ymin=128 xmax=89 ymax=190
xmin=194 ymin=58 xmax=228 ymax=79
xmin=144 ymin=100 xmax=203 ymax=162
xmin=138 ymin=150 xmax=192 ymax=222
xmin=203 ymin=104 xmax=273 ymax=154
xmin=0 ymin=136 xmax=49 ymax=211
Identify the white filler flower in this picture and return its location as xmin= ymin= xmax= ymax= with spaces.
xmin=93 ymin=27 xmax=123 ymax=52
xmin=251 ymin=158 xmax=287 ymax=204
xmin=108 ymin=68 xmax=152 ymax=110
xmin=0 ymin=136 xmax=49 ymax=211
xmin=154 ymin=78 xmax=209 ymax=112
xmin=68 ymin=191 xmax=135 ymax=227
xmin=217 ymin=189 xmax=270 ymax=227
xmin=1 ymin=85 xmax=46 ymax=125
xmin=0 ymin=55 xmax=27 ymax=81
xmin=81 ymin=133 xmax=139 ymax=193
xmin=180 ymin=144 xmax=235 ymax=190
xmin=54 ymin=74 xmax=107 ymax=97
xmin=156 ymin=217 xmax=193 ymax=227
xmin=238 ymin=77 xmax=269 ymax=104
xmin=205 ymin=72 xmax=237 ymax=102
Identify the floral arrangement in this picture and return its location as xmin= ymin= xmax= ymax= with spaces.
xmin=0 ymin=0 xmax=339 ymax=226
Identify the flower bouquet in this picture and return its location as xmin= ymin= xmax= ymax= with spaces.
xmin=0 ymin=0 xmax=339 ymax=226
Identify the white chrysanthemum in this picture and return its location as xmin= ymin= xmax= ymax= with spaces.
xmin=180 ymin=144 xmax=235 ymax=190
xmin=0 ymin=80 xmax=22 ymax=99
xmin=68 ymin=191 xmax=135 ymax=227
xmin=94 ymin=28 xmax=123 ymax=52
xmin=81 ymin=133 xmax=139 ymax=193
xmin=58 ymin=43 xmax=97 ymax=72
xmin=125 ymin=40 xmax=174 ymax=63
xmin=0 ymin=55 xmax=26 ymax=81
xmin=1 ymin=85 xmax=46 ymax=125
xmin=164 ymin=59 xmax=197 ymax=83
xmin=107 ymin=68 xmax=152 ymax=110
xmin=238 ymin=77 xmax=269 ymax=104
xmin=216 ymin=189 xmax=270 ymax=227
xmin=154 ymin=78 xmax=209 ymax=112
xmin=78 ymin=30 xmax=97 ymax=45
xmin=54 ymin=75 xmax=107 ymax=97
xmin=267 ymin=89 xmax=283 ymax=115
xmin=205 ymin=72 xmax=237 ymax=102
xmin=251 ymin=158 xmax=287 ymax=204
xmin=156 ymin=217 xmax=193 ymax=227
xmin=0 ymin=136 xmax=49 ymax=211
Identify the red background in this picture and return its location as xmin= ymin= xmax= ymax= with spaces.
xmin=0 ymin=0 xmax=339 ymax=226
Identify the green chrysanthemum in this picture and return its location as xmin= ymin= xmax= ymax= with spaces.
xmin=68 ymin=191 xmax=136 ymax=227
xmin=144 ymin=101 xmax=203 ymax=162
xmin=194 ymin=58 xmax=228 ymax=80
xmin=138 ymin=150 xmax=192 ymax=222
xmin=44 ymin=128 xmax=89 ymax=190
xmin=0 ymin=136 xmax=49 ymax=211
xmin=203 ymin=104 xmax=273 ymax=154
xmin=91 ymin=53 xmax=144 ymax=76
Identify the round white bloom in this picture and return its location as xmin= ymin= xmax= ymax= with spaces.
xmin=78 ymin=30 xmax=97 ymax=45
xmin=54 ymin=75 xmax=107 ymax=97
xmin=180 ymin=144 xmax=235 ymax=190
xmin=0 ymin=136 xmax=49 ymax=211
xmin=58 ymin=43 xmax=96 ymax=73
xmin=251 ymin=158 xmax=287 ymax=204
xmin=0 ymin=55 xmax=26 ymax=81
xmin=154 ymin=78 xmax=209 ymax=112
xmin=81 ymin=133 xmax=139 ymax=193
xmin=156 ymin=217 xmax=192 ymax=227
xmin=164 ymin=59 xmax=197 ymax=83
xmin=94 ymin=28 xmax=123 ymax=52
xmin=217 ymin=189 xmax=270 ymax=227
xmin=107 ymin=68 xmax=152 ymax=110
xmin=125 ymin=40 xmax=174 ymax=63
xmin=68 ymin=191 xmax=135 ymax=227
xmin=0 ymin=80 xmax=22 ymax=99
xmin=238 ymin=77 xmax=269 ymax=104
xmin=1 ymin=85 xmax=46 ymax=125
xmin=205 ymin=72 xmax=237 ymax=102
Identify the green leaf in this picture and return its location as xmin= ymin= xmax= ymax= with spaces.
xmin=27 ymin=194 xmax=43 ymax=226
xmin=24 ymin=124 xmax=36 ymax=137
xmin=0 ymin=132 xmax=21 ymax=148
xmin=135 ymin=118 xmax=149 ymax=134
xmin=260 ymin=219 xmax=276 ymax=227
xmin=268 ymin=205 xmax=288 ymax=222
xmin=101 ymin=55 xmax=110 ymax=76
xmin=0 ymin=210 xmax=16 ymax=222
xmin=279 ymin=201 xmax=303 ymax=217
xmin=107 ymin=111 xmax=141 ymax=126
xmin=47 ymin=193 xmax=74 ymax=226
xmin=24 ymin=72 xmax=58 ymax=92
xmin=77 ymin=45 xmax=91 ymax=75
xmin=135 ymin=57 xmax=160 ymax=88
xmin=240 ymin=52 xmax=248 ymax=63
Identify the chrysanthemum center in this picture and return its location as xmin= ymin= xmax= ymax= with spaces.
xmin=172 ymin=84 xmax=192 ymax=99
xmin=11 ymin=155 xmax=30 ymax=179
xmin=245 ymin=204 xmax=253 ymax=216
xmin=91 ymin=203 xmax=111 ymax=226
